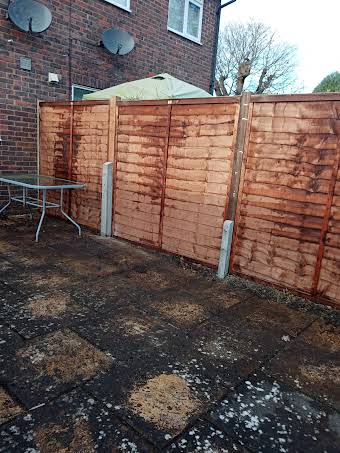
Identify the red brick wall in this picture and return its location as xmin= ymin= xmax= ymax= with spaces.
xmin=0 ymin=0 xmax=219 ymax=193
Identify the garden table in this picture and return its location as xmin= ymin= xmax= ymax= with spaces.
xmin=0 ymin=174 xmax=85 ymax=242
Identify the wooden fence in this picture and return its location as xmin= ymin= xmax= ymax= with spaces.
xmin=39 ymin=101 xmax=109 ymax=229
xmin=39 ymin=93 xmax=340 ymax=308
xmin=40 ymin=98 xmax=239 ymax=265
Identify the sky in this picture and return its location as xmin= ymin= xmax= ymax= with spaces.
xmin=220 ymin=0 xmax=340 ymax=92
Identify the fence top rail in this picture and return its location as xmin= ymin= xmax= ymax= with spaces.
xmin=39 ymin=92 xmax=340 ymax=109
xmin=250 ymin=92 xmax=340 ymax=103
xmin=39 ymin=100 xmax=110 ymax=107
xmin=39 ymin=97 xmax=241 ymax=108
xmin=117 ymin=97 xmax=240 ymax=106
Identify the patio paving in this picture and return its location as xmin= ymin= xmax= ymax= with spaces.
xmin=0 ymin=216 xmax=339 ymax=452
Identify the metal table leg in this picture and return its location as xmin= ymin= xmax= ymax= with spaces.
xmin=23 ymin=187 xmax=33 ymax=220
xmin=35 ymin=189 xmax=46 ymax=242
xmin=0 ymin=185 xmax=12 ymax=214
xmin=60 ymin=189 xmax=81 ymax=236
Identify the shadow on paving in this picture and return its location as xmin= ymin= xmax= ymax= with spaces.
xmin=0 ymin=389 xmax=152 ymax=452
xmin=265 ymin=320 xmax=340 ymax=411
xmin=208 ymin=372 xmax=340 ymax=453
xmin=0 ymin=216 xmax=339 ymax=452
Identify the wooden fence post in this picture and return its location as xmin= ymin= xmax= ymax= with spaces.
xmin=101 ymin=162 xmax=113 ymax=237
xmin=223 ymin=92 xmax=253 ymax=276
xmin=158 ymin=101 xmax=173 ymax=248
xmin=37 ymin=100 xmax=40 ymax=174
xmin=67 ymin=101 xmax=74 ymax=214
xmin=226 ymin=92 xmax=251 ymax=221
xmin=107 ymin=97 xmax=119 ymax=162
xmin=312 ymin=105 xmax=340 ymax=295
xmin=107 ymin=97 xmax=119 ymax=234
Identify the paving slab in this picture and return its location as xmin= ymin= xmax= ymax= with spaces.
xmin=0 ymin=216 xmax=81 ymax=246
xmin=0 ymin=236 xmax=66 ymax=269
xmin=226 ymin=297 xmax=316 ymax=338
xmin=49 ymin=234 xmax=159 ymax=265
xmin=0 ymin=246 xmax=57 ymax=268
xmin=55 ymin=253 xmax=136 ymax=279
xmin=84 ymin=357 xmax=223 ymax=448
xmin=0 ymin=282 xmax=23 ymax=314
xmin=141 ymin=289 xmax=214 ymax=331
xmin=177 ymin=318 xmax=280 ymax=389
xmin=0 ymin=263 xmax=76 ymax=298
xmin=125 ymin=262 xmax=214 ymax=294
xmin=166 ymin=419 xmax=249 ymax=452
xmin=209 ymin=372 xmax=340 ymax=453
xmin=196 ymin=285 xmax=252 ymax=316
xmin=265 ymin=320 xmax=340 ymax=411
xmin=0 ymin=238 xmax=18 ymax=254
xmin=0 ymin=257 xmax=16 ymax=273
xmin=0 ymin=387 xmax=23 ymax=425
xmin=0 ymin=324 xmax=23 ymax=378
xmin=1 ymin=289 xmax=92 ymax=339
xmin=3 ymin=329 xmax=113 ymax=408
xmin=48 ymin=235 xmax=161 ymax=279
xmin=65 ymin=276 xmax=151 ymax=312
xmin=74 ymin=305 xmax=186 ymax=363
xmin=0 ymin=389 xmax=152 ymax=453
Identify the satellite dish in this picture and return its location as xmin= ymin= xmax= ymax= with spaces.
xmin=8 ymin=0 xmax=52 ymax=33
xmin=102 ymin=28 xmax=135 ymax=56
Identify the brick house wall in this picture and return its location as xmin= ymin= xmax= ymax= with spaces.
xmin=0 ymin=0 xmax=220 ymax=192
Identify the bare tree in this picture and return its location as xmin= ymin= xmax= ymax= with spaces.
xmin=215 ymin=20 xmax=298 ymax=96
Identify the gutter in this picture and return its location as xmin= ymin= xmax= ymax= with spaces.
xmin=209 ymin=0 xmax=237 ymax=95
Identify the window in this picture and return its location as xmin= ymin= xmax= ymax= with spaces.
xmin=72 ymin=85 xmax=97 ymax=101
xmin=103 ymin=0 xmax=130 ymax=12
xmin=168 ymin=0 xmax=203 ymax=43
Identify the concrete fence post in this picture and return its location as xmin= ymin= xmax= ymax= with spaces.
xmin=101 ymin=162 xmax=113 ymax=237
xmin=217 ymin=220 xmax=234 ymax=279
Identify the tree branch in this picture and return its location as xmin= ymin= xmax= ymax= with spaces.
xmin=215 ymin=19 xmax=298 ymax=96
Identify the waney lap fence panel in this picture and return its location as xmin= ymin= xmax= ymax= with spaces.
xmin=230 ymin=97 xmax=340 ymax=304
xmin=39 ymin=104 xmax=71 ymax=180
xmin=39 ymin=101 xmax=110 ymax=229
xmin=113 ymin=103 xmax=171 ymax=246
xmin=161 ymin=101 xmax=239 ymax=266
xmin=317 ymin=101 xmax=340 ymax=302
xmin=70 ymin=103 xmax=110 ymax=230
xmin=39 ymin=103 xmax=71 ymax=215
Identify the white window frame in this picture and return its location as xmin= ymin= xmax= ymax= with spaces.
xmin=102 ymin=0 xmax=131 ymax=13
xmin=72 ymin=84 xmax=97 ymax=101
xmin=167 ymin=0 xmax=204 ymax=45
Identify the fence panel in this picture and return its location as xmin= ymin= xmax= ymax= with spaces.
xmin=317 ymin=101 xmax=340 ymax=301
xmin=39 ymin=95 xmax=340 ymax=308
xmin=319 ymin=173 xmax=340 ymax=300
xmin=113 ymin=104 xmax=170 ymax=246
xmin=231 ymin=100 xmax=339 ymax=294
xmin=70 ymin=104 xmax=110 ymax=230
xmin=39 ymin=104 xmax=71 ymax=215
xmin=162 ymin=102 xmax=238 ymax=265
xmin=39 ymin=104 xmax=70 ymax=179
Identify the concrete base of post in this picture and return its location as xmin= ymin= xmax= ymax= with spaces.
xmin=100 ymin=162 xmax=113 ymax=237
xmin=217 ymin=220 xmax=234 ymax=279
